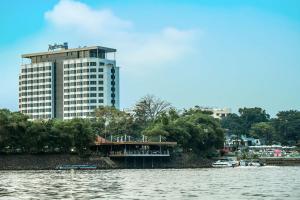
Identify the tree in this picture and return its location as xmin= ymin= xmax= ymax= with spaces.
xmin=249 ymin=122 xmax=275 ymax=144
xmin=182 ymin=106 xmax=213 ymax=116
xmin=221 ymin=113 xmax=243 ymax=136
xmin=143 ymin=110 xmax=224 ymax=154
xmin=133 ymin=95 xmax=172 ymax=124
xmin=94 ymin=106 xmax=137 ymax=138
xmin=69 ymin=119 xmax=95 ymax=153
xmin=238 ymin=107 xmax=270 ymax=135
xmin=273 ymin=110 xmax=300 ymax=145
xmin=0 ymin=109 xmax=28 ymax=151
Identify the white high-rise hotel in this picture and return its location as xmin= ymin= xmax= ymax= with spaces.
xmin=19 ymin=43 xmax=119 ymax=120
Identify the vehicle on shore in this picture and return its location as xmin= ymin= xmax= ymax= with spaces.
xmin=212 ymin=158 xmax=238 ymax=168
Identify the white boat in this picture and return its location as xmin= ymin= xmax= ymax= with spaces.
xmin=212 ymin=158 xmax=237 ymax=168
xmin=239 ymin=160 xmax=264 ymax=167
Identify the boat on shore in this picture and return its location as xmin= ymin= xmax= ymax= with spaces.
xmin=212 ymin=158 xmax=238 ymax=168
xmin=239 ymin=160 xmax=264 ymax=167
xmin=56 ymin=164 xmax=97 ymax=170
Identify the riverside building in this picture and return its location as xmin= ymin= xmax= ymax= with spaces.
xmin=19 ymin=43 xmax=119 ymax=120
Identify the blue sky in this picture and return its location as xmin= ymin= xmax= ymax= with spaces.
xmin=0 ymin=0 xmax=299 ymax=116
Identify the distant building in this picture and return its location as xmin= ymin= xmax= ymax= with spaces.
xmin=19 ymin=43 xmax=119 ymax=120
xmin=199 ymin=107 xmax=231 ymax=119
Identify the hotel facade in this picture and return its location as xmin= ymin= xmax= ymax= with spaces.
xmin=19 ymin=44 xmax=119 ymax=120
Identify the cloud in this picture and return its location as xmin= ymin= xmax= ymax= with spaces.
xmin=42 ymin=0 xmax=198 ymax=71
xmin=44 ymin=0 xmax=132 ymax=35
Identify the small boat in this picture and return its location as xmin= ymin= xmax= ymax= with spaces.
xmin=212 ymin=158 xmax=238 ymax=168
xmin=240 ymin=160 xmax=264 ymax=167
xmin=56 ymin=164 xmax=97 ymax=170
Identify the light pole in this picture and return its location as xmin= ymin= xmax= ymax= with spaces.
xmin=104 ymin=120 xmax=109 ymax=140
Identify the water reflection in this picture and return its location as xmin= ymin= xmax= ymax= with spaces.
xmin=0 ymin=167 xmax=300 ymax=199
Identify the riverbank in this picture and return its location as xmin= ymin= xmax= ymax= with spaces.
xmin=0 ymin=153 xmax=213 ymax=170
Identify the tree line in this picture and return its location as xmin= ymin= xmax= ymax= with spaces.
xmin=0 ymin=95 xmax=224 ymax=155
xmin=221 ymin=107 xmax=300 ymax=145
xmin=0 ymin=95 xmax=299 ymax=155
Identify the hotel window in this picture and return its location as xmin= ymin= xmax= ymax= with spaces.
xmin=90 ymin=62 xmax=96 ymax=66
xmin=90 ymin=68 xmax=96 ymax=73
xmin=98 ymin=74 xmax=103 ymax=78
xmin=98 ymin=68 xmax=103 ymax=72
xmin=90 ymin=99 xmax=97 ymax=103
xmin=90 ymin=105 xmax=96 ymax=109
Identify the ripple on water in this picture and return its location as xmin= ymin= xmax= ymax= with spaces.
xmin=0 ymin=167 xmax=300 ymax=200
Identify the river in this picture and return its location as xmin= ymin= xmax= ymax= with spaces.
xmin=0 ymin=167 xmax=299 ymax=200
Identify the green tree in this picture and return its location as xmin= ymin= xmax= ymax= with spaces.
xmin=238 ymin=107 xmax=270 ymax=135
xmin=94 ymin=106 xmax=137 ymax=138
xmin=221 ymin=113 xmax=243 ymax=136
xmin=69 ymin=119 xmax=95 ymax=153
xmin=273 ymin=110 xmax=300 ymax=145
xmin=249 ymin=122 xmax=275 ymax=144
xmin=143 ymin=110 xmax=224 ymax=155
xmin=0 ymin=109 xmax=28 ymax=151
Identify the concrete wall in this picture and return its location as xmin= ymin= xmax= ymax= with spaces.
xmin=0 ymin=154 xmax=113 ymax=170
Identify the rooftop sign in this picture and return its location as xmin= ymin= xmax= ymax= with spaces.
xmin=48 ymin=42 xmax=68 ymax=51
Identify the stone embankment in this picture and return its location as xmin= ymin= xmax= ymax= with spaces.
xmin=259 ymin=157 xmax=300 ymax=166
xmin=0 ymin=153 xmax=212 ymax=170
xmin=0 ymin=154 xmax=116 ymax=170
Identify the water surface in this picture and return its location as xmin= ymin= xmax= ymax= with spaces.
xmin=0 ymin=167 xmax=299 ymax=199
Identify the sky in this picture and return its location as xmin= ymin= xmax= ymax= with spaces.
xmin=0 ymin=0 xmax=299 ymax=116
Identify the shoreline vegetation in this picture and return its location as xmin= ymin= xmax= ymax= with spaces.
xmin=1 ymin=95 xmax=300 ymax=169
